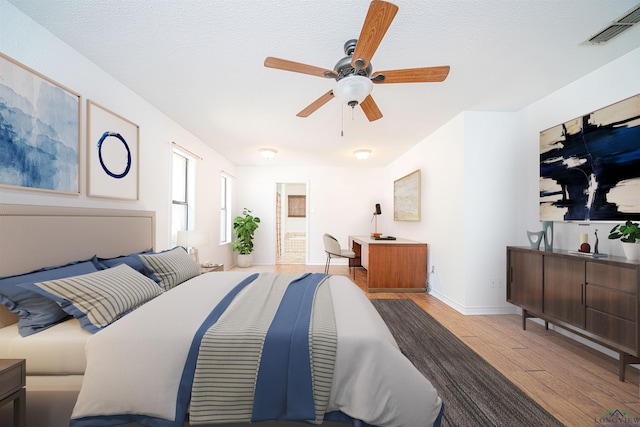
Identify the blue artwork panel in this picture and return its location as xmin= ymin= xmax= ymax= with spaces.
xmin=540 ymin=94 xmax=640 ymax=221
xmin=0 ymin=53 xmax=79 ymax=194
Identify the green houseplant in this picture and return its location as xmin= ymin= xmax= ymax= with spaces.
xmin=232 ymin=208 xmax=260 ymax=267
xmin=608 ymin=220 xmax=640 ymax=260
xmin=608 ymin=220 xmax=640 ymax=243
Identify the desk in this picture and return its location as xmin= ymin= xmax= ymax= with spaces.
xmin=349 ymin=235 xmax=427 ymax=292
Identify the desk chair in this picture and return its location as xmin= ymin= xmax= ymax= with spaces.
xmin=323 ymin=233 xmax=356 ymax=279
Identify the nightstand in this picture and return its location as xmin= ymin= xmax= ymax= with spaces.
xmin=201 ymin=264 xmax=224 ymax=273
xmin=0 ymin=359 xmax=26 ymax=427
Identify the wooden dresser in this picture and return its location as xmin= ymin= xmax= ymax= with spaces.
xmin=506 ymin=246 xmax=640 ymax=381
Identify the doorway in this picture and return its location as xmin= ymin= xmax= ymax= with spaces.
xmin=276 ymin=183 xmax=307 ymax=264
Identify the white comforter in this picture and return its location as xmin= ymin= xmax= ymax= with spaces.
xmin=71 ymin=272 xmax=442 ymax=427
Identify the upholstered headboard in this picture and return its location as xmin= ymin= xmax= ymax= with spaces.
xmin=0 ymin=204 xmax=156 ymax=327
xmin=0 ymin=204 xmax=156 ymax=276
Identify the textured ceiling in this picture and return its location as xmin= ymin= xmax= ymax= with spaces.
xmin=7 ymin=0 xmax=640 ymax=167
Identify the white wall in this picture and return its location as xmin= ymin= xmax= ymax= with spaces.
xmin=382 ymin=112 xmax=519 ymax=314
xmin=0 ymin=0 xmax=236 ymax=268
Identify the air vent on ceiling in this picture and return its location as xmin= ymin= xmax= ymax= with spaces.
xmin=585 ymin=3 xmax=640 ymax=44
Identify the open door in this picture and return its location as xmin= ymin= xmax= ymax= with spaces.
xmin=276 ymin=183 xmax=307 ymax=264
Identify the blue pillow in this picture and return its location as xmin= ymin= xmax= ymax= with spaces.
xmin=97 ymin=250 xmax=160 ymax=284
xmin=0 ymin=259 xmax=100 ymax=336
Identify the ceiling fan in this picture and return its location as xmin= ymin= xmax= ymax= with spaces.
xmin=264 ymin=0 xmax=450 ymax=122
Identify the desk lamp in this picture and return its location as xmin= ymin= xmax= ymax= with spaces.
xmin=371 ymin=203 xmax=382 ymax=237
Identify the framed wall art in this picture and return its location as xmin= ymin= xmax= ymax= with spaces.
xmin=87 ymin=100 xmax=139 ymax=200
xmin=0 ymin=52 xmax=80 ymax=194
xmin=540 ymin=93 xmax=640 ymax=221
xmin=394 ymin=169 xmax=421 ymax=221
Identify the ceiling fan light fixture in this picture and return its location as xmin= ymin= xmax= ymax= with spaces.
xmin=259 ymin=148 xmax=277 ymax=159
xmin=333 ymin=75 xmax=373 ymax=106
xmin=354 ymin=149 xmax=371 ymax=160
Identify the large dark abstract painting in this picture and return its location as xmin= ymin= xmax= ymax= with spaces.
xmin=0 ymin=52 xmax=80 ymax=194
xmin=540 ymin=94 xmax=640 ymax=221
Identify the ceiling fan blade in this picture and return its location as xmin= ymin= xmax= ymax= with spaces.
xmin=297 ymin=90 xmax=335 ymax=117
xmin=352 ymin=0 xmax=399 ymax=70
xmin=264 ymin=57 xmax=336 ymax=78
xmin=373 ymin=66 xmax=451 ymax=84
xmin=360 ymin=95 xmax=383 ymax=122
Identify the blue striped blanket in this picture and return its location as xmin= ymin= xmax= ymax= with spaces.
xmin=70 ymin=272 xmax=443 ymax=427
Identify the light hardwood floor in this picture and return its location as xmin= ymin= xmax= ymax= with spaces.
xmin=229 ymin=263 xmax=640 ymax=426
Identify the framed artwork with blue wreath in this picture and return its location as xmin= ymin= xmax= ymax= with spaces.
xmin=87 ymin=100 xmax=139 ymax=200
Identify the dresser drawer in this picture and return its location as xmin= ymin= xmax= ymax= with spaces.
xmin=586 ymin=285 xmax=636 ymax=321
xmin=586 ymin=308 xmax=636 ymax=350
xmin=586 ymin=262 xmax=638 ymax=294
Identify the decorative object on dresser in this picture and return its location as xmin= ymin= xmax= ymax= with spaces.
xmin=608 ymin=220 xmax=640 ymax=260
xmin=0 ymin=52 xmax=80 ymax=195
xmin=526 ymin=230 xmax=544 ymax=250
xmin=0 ymin=359 xmax=26 ymax=427
xmin=232 ymin=208 xmax=261 ymax=267
xmin=507 ymin=246 xmax=640 ymax=381
xmin=542 ymin=220 xmax=553 ymax=250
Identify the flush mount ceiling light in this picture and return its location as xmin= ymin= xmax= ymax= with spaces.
xmin=259 ymin=148 xmax=277 ymax=159
xmin=354 ymin=149 xmax=371 ymax=160
xmin=333 ymin=75 xmax=374 ymax=108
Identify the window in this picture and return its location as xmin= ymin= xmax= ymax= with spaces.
xmin=220 ymin=172 xmax=232 ymax=244
xmin=171 ymin=151 xmax=194 ymax=245
xmin=288 ymin=195 xmax=306 ymax=217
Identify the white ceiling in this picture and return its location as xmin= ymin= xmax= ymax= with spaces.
xmin=8 ymin=0 xmax=640 ymax=167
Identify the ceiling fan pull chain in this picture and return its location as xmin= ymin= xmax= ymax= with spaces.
xmin=341 ymin=104 xmax=344 ymax=137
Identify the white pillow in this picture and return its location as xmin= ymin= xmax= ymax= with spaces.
xmin=19 ymin=264 xmax=162 ymax=333
xmin=139 ymin=247 xmax=200 ymax=291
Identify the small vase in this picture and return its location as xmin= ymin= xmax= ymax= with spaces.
xmin=527 ymin=231 xmax=544 ymax=250
xmin=542 ymin=221 xmax=554 ymax=251
xmin=621 ymin=242 xmax=640 ymax=261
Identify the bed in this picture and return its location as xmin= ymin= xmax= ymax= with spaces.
xmin=0 ymin=204 xmax=443 ymax=427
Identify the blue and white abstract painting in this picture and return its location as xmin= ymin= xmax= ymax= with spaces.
xmin=540 ymin=93 xmax=640 ymax=221
xmin=0 ymin=53 xmax=79 ymax=194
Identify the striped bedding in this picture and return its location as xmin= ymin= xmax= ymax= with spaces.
xmin=69 ymin=272 xmax=443 ymax=427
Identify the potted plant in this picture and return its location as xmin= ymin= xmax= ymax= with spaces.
xmin=232 ymin=208 xmax=261 ymax=267
xmin=608 ymin=220 xmax=640 ymax=260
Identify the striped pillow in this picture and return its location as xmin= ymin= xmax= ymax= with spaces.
xmin=18 ymin=264 xmax=162 ymax=333
xmin=139 ymin=247 xmax=200 ymax=291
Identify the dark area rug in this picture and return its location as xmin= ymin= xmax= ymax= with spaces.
xmin=371 ymin=299 xmax=564 ymax=427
